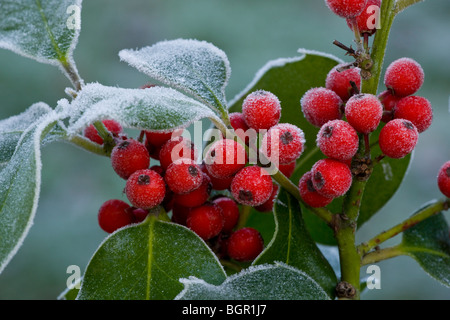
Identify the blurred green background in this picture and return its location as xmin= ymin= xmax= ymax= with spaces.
xmin=0 ymin=0 xmax=449 ymax=300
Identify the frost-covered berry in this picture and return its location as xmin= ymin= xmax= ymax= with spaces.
xmin=145 ymin=129 xmax=183 ymax=147
xmin=325 ymin=0 xmax=367 ymax=18
xmin=379 ymin=119 xmax=419 ymax=159
xmin=393 ymin=96 xmax=433 ymax=133
xmin=277 ymin=160 xmax=296 ymax=178
xmin=346 ymin=0 xmax=381 ymax=35
xmin=301 ymin=87 xmax=343 ymax=127
xmin=261 ymin=123 xmax=305 ymax=164
xmin=164 ymin=159 xmax=203 ymax=194
xmin=159 ymin=136 xmax=198 ymax=169
xmin=110 ymin=139 xmax=150 ymax=180
xmin=204 ymin=139 xmax=247 ymax=179
xmin=229 ymin=112 xmax=252 ymax=145
xmin=173 ymin=172 xmax=212 ymax=208
xmin=345 ymin=93 xmax=383 ymax=134
xmin=213 ymin=197 xmax=240 ymax=233
xmin=316 ymin=120 xmax=359 ymax=161
xmin=254 ymin=183 xmax=279 ymax=213
xmin=298 ymin=172 xmax=334 ymax=208
xmin=437 ymin=161 xmax=450 ymax=198
xmin=231 ymin=166 xmax=273 ymax=206
xmin=125 ymin=169 xmax=166 ymax=210
xmin=226 ymin=227 xmax=264 ymax=262
xmin=311 ymin=158 xmax=353 ymax=198
xmin=186 ymin=202 xmax=224 ymax=240
xmin=97 ymin=199 xmax=134 ymax=233
xmin=384 ymin=57 xmax=424 ymax=97
xmin=242 ymin=90 xmax=281 ymax=130
xmin=325 ymin=64 xmax=361 ymax=102
xmin=378 ymin=90 xmax=401 ymax=123
xmin=201 ymin=162 xmax=233 ymax=191
xmin=84 ymin=119 xmax=123 ymax=145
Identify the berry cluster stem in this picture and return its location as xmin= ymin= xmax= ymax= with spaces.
xmin=358 ymin=198 xmax=450 ymax=260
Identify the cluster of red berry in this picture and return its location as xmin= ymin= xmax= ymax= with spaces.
xmin=294 ymin=0 xmax=437 ymax=208
xmin=82 ymin=89 xmax=306 ymax=263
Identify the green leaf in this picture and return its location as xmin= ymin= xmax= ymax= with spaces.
xmin=119 ymin=39 xmax=231 ymax=114
xmin=229 ymin=50 xmax=411 ymax=244
xmin=0 ymin=0 xmax=82 ymax=66
xmin=65 ymin=83 xmax=220 ymax=135
xmin=77 ymin=215 xmax=227 ymax=300
xmin=175 ymin=262 xmax=330 ymax=300
xmin=400 ymin=208 xmax=450 ymax=287
xmin=0 ymin=110 xmax=58 ymax=274
xmin=253 ymin=188 xmax=337 ymax=298
xmin=0 ymin=102 xmax=52 ymax=164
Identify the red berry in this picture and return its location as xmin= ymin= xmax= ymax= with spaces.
xmin=325 ymin=0 xmax=367 ymax=18
xmin=229 ymin=112 xmax=253 ymax=145
xmin=125 ymin=169 xmax=166 ymax=209
xmin=84 ymin=119 xmax=123 ymax=145
xmin=379 ymin=119 xmax=419 ymax=159
xmin=254 ymin=183 xmax=279 ymax=213
xmin=242 ymin=90 xmax=281 ymax=130
xmin=277 ymin=161 xmax=296 ymax=178
xmin=384 ymin=57 xmax=424 ymax=97
xmin=171 ymin=203 xmax=193 ymax=226
xmin=204 ymin=139 xmax=247 ymax=179
xmin=301 ymin=87 xmax=343 ymax=127
xmin=186 ymin=202 xmax=224 ymax=240
xmin=261 ymin=123 xmax=305 ymax=165
xmin=201 ymin=162 xmax=233 ymax=191
xmin=159 ymin=136 xmax=198 ymax=169
xmin=325 ymin=64 xmax=361 ymax=102
xmin=230 ymin=166 xmax=273 ymax=206
xmin=127 ymin=207 xmax=149 ymax=223
xmin=437 ymin=161 xmax=450 ymax=198
xmin=311 ymin=158 xmax=353 ymax=198
xmin=213 ymin=197 xmax=240 ymax=233
xmin=298 ymin=172 xmax=334 ymax=208
xmin=110 ymin=139 xmax=150 ymax=179
xmin=227 ymin=227 xmax=264 ymax=262
xmin=97 ymin=199 xmax=134 ymax=233
xmin=164 ymin=159 xmax=203 ymax=194
xmin=345 ymin=93 xmax=383 ymax=133
xmin=393 ymin=96 xmax=433 ymax=133
xmin=173 ymin=172 xmax=212 ymax=208
xmin=378 ymin=90 xmax=401 ymax=123
xmin=145 ymin=129 xmax=183 ymax=148
xmin=346 ymin=0 xmax=381 ymax=35
xmin=316 ymin=120 xmax=359 ymax=161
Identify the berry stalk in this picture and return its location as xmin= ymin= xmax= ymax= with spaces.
xmin=358 ymin=198 xmax=450 ymax=259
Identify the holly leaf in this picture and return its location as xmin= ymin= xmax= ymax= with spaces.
xmin=400 ymin=205 xmax=450 ymax=287
xmin=0 ymin=0 xmax=82 ymax=73
xmin=0 ymin=102 xmax=52 ymax=164
xmin=0 ymin=109 xmax=60 ymax=274
xmin=119 ymin=39 xmax=231 ymax=114
xmin=253 ymin=188 xmax=337 ymax=298
xmin=175 ymin=262 xmax=330 ymax=300
xmin=76 ymin=215 xmax=227 ymax=300
xmin=64 ymin=83 xmax=220 ymax=135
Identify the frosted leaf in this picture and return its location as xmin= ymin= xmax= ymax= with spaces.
xmin=119 ymin=39 xmax=230 ymax=114
xmin=64 ymin=83 xmax=219 ymax=136
xmin=175 ymin=262 xmax=330 ymax=300
xmin=77 ymin=215 xmax=226 ymax=300
xmin=0 ymin=0 xmax=82 ymax=77
xmin=0 ymin=109 xmax=61 ymax=274
xmin=0 ymin=102 xmax=52 ymax=164
xmin=253 ymin=188 xmax=337 ymax=298
xmin=401 ymin=208 xmax=450 ymax=287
